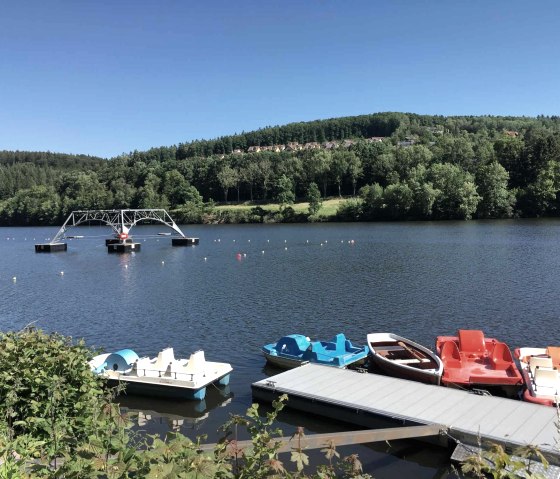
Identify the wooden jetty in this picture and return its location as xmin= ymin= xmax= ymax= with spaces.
xmin=252 ymin=364 xmax=560 ymax=466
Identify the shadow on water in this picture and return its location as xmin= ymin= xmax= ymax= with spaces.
xmin=118 ymin=385 xmax=234 ymax=435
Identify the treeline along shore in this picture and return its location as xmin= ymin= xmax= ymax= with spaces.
xmin=2 ymin=112 xmax=560 ymax=225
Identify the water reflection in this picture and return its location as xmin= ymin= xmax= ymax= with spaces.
xmin=119 ymin=386 xmax=233 ymax=434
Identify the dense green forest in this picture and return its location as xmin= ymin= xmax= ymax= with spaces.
xmin=2 ymin=112 xmax=560 ymax=225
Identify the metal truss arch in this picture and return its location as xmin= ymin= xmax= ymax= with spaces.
xmin=51 ymin=209 xmax=186 ymax=244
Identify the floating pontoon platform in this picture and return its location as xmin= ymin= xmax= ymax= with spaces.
xmin=172 ymin=237 xmax=199 ymax=246
xmin=35 ymin=243 xmax=67 ymax=253
xmin=252 ymin=364 xmax=560 ymax=466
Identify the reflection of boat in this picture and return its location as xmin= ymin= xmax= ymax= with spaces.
xmin=435 ymin=330 xmax=523 ymax=397
xmin=262 ymin=333 xmax=368 ymax=370
xmin=514 ymin=346 xmax=560 ymax=406
xmin=119 ymin=386 xmax=233 ymax=431
xmin=90 ymin=347 xmax=232 ymax=400
xmin=367 ymin=333 xmax=443 ymax=385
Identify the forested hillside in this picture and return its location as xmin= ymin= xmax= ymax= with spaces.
xmin=2 ymin=112 xmax=560 ymax=225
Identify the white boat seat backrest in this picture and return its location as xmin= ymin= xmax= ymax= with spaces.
xmin=155 ymin=348 xmax=175 ymax=371
xmin=529 ymin=356 xmax=553 ymax=375
xmin=534 ymin=367 xmax=558 ymax=389
xmin=183 ymin=350 xmax=206 ymax=375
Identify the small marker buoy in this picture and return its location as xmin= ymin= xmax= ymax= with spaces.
xmin=243 ymin=253 xmax=247 ymax=257
xmin=59 ymin=271 xmax=64 ymax=276
xmin=161 ymin=261 xmax=165 ymax=265
xmin=12 ymin=277 xmax=16 ymax=282
xmin=284 ymin=247 xmax=288 ymax=250
xmin=262 ymin=250 xmax=265 ymax=254
xmin=233 ymin=239 xmax=236 ymax=242
xmin=267 ymin=239 xmax=270 ymax=243
xmin=236 ymin=253 xmax=242 ymax=260
xmin=284 ymin=240 xmax=287 ymax=243
xmin=248 ymin=239 xmax=251 ymax=242
xmin=218 ymin=239 xmax=221 ymax=242
xmin=125 ymin=265 xmax=128 ymax=268
xmin=204 ymin=257 xmax=207 ymax=261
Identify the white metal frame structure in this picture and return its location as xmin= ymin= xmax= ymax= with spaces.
xmin=50 ymin=209 xmax=186 ymax=244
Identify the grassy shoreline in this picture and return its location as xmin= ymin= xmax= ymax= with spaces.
xmin=214 ymin=198 xmax=346 ymax=217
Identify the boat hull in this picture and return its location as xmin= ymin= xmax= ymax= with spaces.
xmin=106 ymin=372 xmax=231 ymax=400
xmin=367 ymin=333 xmax=443 ymax=385
xmin=263 ymin=350 xmax=309 ymax=370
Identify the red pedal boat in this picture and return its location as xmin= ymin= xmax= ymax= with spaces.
xmin=435 ymin=329 xmax=523 ymax=397
xmin=514 ymin=346 xmax=560 ymax=406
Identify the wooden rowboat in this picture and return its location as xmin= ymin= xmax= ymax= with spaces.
xmin=367 ymin=332 xmax=443 ymax=385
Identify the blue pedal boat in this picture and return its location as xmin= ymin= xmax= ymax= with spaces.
xmin=262 ymin=333 xmax=369 ymax=370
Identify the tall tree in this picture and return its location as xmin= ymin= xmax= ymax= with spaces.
xmin=429 ymin=163 xmax=480 ymax=219
xmin=307 ymin=150 xmax=332 ymax=197
xmin=216 ymin=164 xmax=238 ymax=203
xmin=475 ymin=161 xmax=514 ymax=218
xmin=306 ymin=182 xmax=322 ymax=215
xmin=274 ymin=174 xmax=295 ymax=210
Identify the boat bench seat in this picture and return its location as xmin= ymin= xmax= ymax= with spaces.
xmin=534 ymin=367 xmax=559 ymax=394
xmin=378 ymin=345 xmax=405 ymax=352
xmin=458 ymin=330 xmax=486 ymax=354
xmin=491 ymin=342 xmax=515 ymax=371
xmin=393 ymin=358 xmax=430 ymax=365
xmin=529 ymin=356 xmax=553 ymax=376
xmin=440 ymin=340 xmax=462 ymax=368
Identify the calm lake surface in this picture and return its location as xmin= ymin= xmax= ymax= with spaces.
xmin=2 ymin=220 xmax=560 ymax=477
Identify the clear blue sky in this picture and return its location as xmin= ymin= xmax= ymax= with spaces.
xmin=1 ymin=1 xmax=559 ymax=158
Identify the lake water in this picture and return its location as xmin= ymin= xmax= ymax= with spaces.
xmin=2 ymin=219 xmax=560 ymax=477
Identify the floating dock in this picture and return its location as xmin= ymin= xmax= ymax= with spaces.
xmin=34 ymin=243 xmax=67 ymax=253
xmin=107 ymin=241 xmax=141 ymax=253
xmin=172 ymin=237 xmax=199 ymax=246
xmin=252 ymin=364 xmax=560 ymax=465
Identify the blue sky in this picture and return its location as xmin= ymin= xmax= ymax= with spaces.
xmin=1 ymin=1 xmax=559 ymax=158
